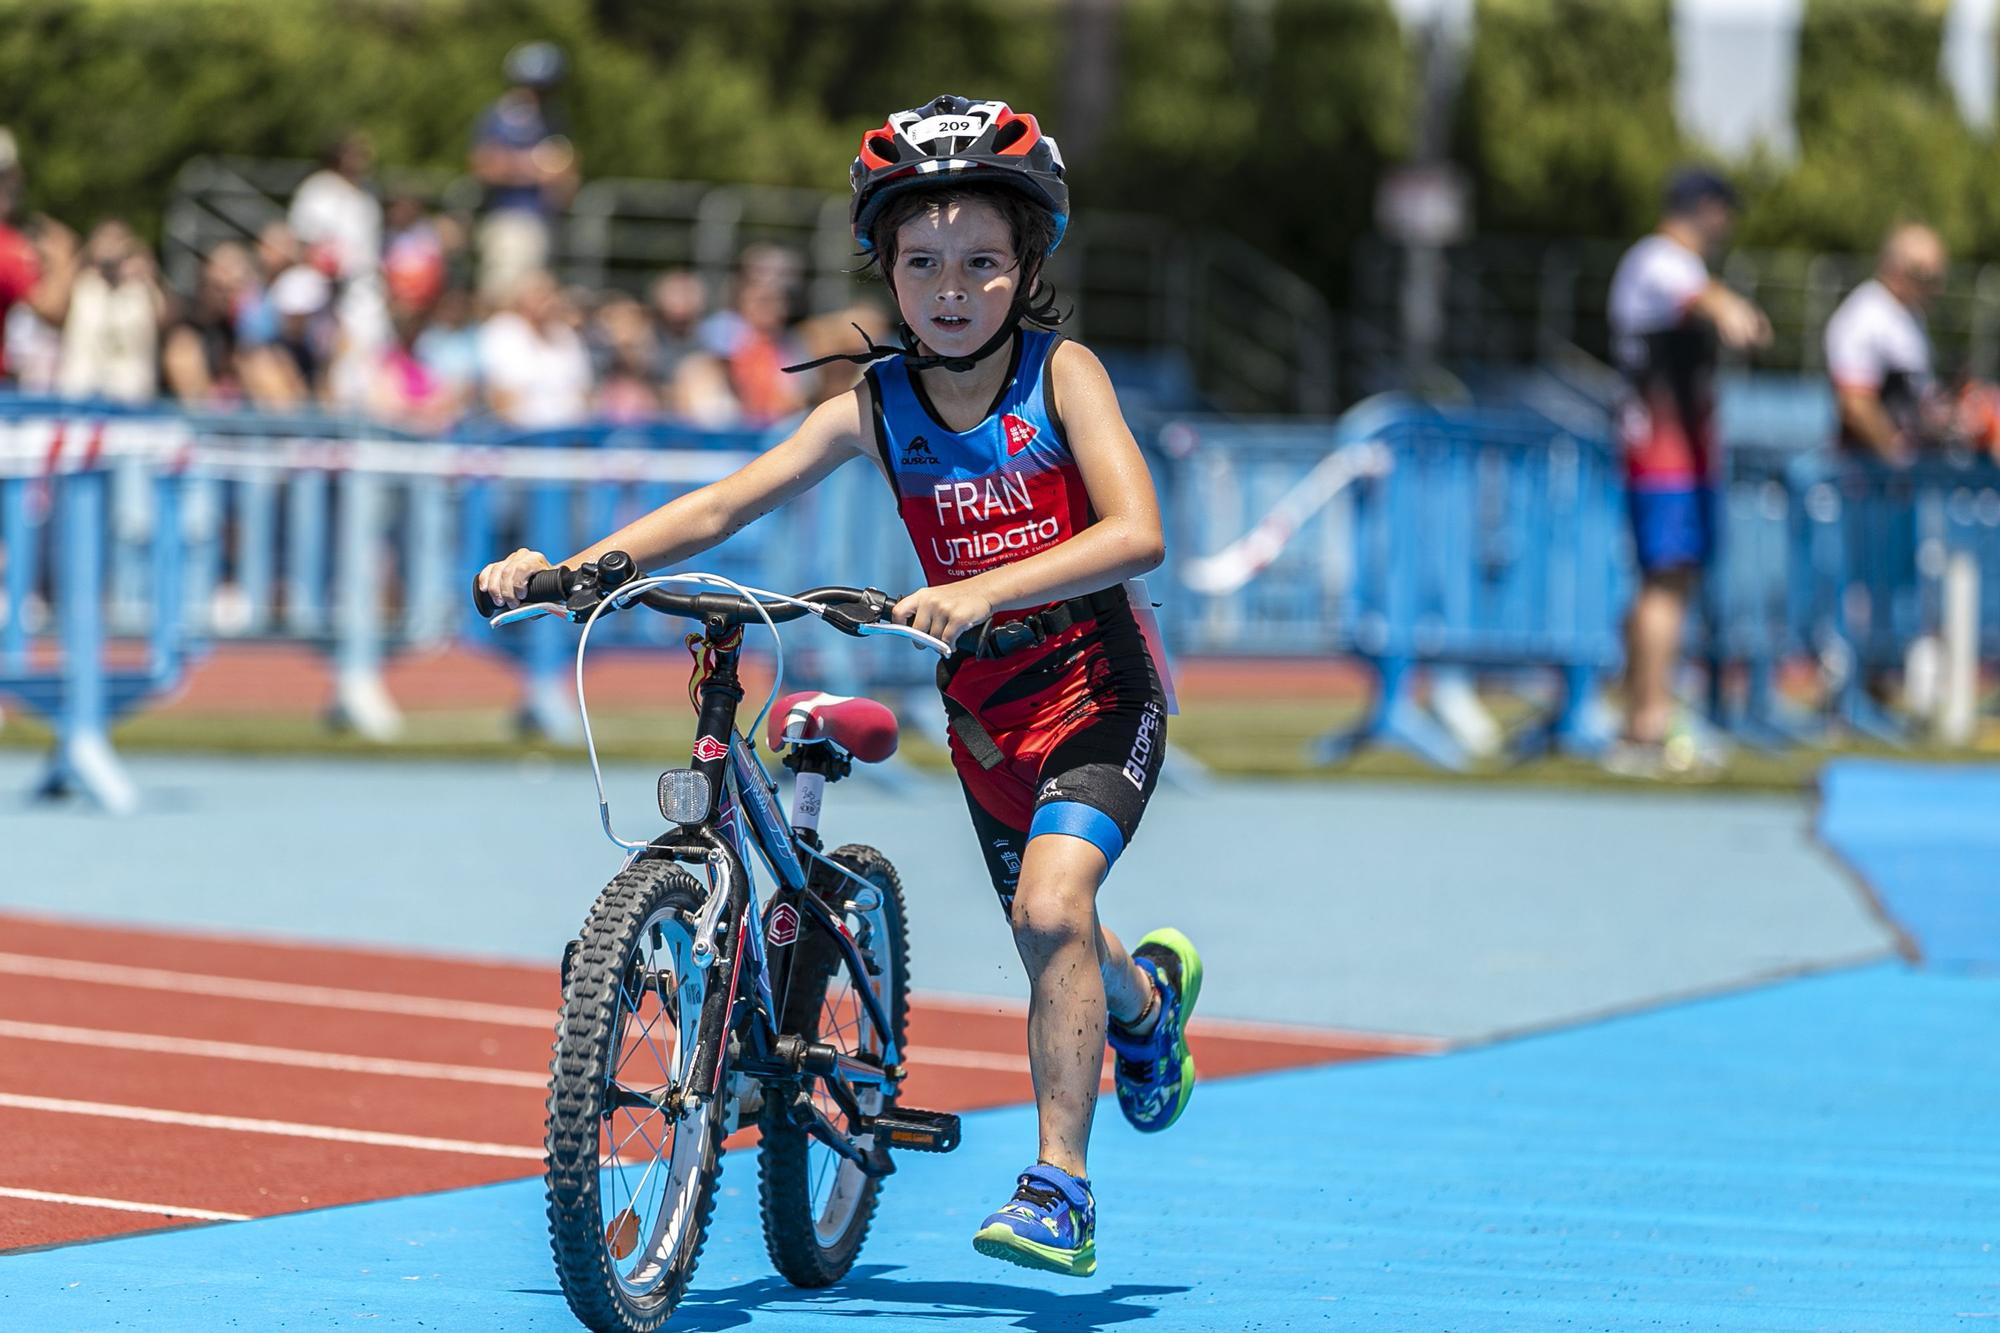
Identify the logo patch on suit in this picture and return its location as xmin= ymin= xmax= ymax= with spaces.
xmin=1002 ymin=414 xmax=1038 ymax=456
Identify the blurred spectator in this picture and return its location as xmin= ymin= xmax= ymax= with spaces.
xmin=370 ymin=306 xmax=466 ymax=434
xmin=697 ymin=249 xmax=808 ymax=426
xmin=649 ymin=268 xmax=708 ymax=383
xmin=697 ymin=244 xmax=802 ymax=353
xmin=56 ymin=219 xmax=165 ymax=402
xmin=589 ymin=294 xmax=662 ymax=421
xmin=469 ymin=42 xmax=578 ymax=304
xmin=5 ymin=302 xmax=60 ymax=393
xmin=722 ymin=276 xmax=808 ymax=424
xmin=267 ymin=256 xmax=335 ymax=402
xmin=383 ymin=194 xmax=451 ymax=315
xmin=0 ymin=127 xmax=80 ymax=387
xmin=413 ymin=285 xmax=481 ymax=407
xmin=235 ymin=222 xmax=300 ymax=355
xmin=164 ymin=242 xmax=283 ymax=405
xmin=1605 ymin=167 xmax=1769 ymax=774
xmin=288 ymin=132 xmax=381 ymax=285
xmin=477 ymin=268 xmax=590 ymax=427
xmin=648 ymin=267 xmax=736 ymax=425
xmin=1826 ymin=223 xmax=1948 ymax=466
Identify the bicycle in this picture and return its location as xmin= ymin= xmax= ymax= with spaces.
xmin=475 ymin=551 xmax=963 ymax=1332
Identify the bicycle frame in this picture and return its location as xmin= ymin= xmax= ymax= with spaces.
xmin=637 ymin=622 xmax=902 ymax=1112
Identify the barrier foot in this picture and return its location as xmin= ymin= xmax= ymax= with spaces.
xmin=1313 ymin=661 xmax=1469 ymax=771
xmin=35 ymin=731 xmax=138 ymax=814
xmin=1511 ymin=669 xmax=1613 ymax=762
xmin=1724 ymin=710 xmax=1822 ymax=753
xmin=519 ymin=676 xmax=583 ymax=745
xmin=1838 ymin=690 xmax=1909 ymax=747
xmin=329 ymin=670 xmax=405 ymax=743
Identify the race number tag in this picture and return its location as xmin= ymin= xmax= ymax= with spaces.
xmin=905 ymin=113 xmax=985 ymax=145
xmin=1124 ymin=577 xmax=1180 ymax=716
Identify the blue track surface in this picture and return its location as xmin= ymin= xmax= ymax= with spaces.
xmin=7 ymin=961 xmax=1994 ymax=1331
xmin=1819 ymin=760 xmax=2000 ymax=970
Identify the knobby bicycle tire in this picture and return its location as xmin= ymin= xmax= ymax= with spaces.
xmin=546 ymin=861 xmax=723 ymax=1333
xmin=757 ymin=843 xmax=911 ymax=1287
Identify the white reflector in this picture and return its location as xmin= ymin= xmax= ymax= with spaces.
xmin=658 ymin=769 xmax=711 ymax=825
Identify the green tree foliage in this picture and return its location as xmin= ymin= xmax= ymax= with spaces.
xmin=1093 ymin=0 xmax=1408 ymax=295
xmin=8 ymin=0 xmax=1998 ymax=303
xmin=1457 ymin=0 xmax=1683 ymax=240
xmin=1742 ymin=0 xmax=1988 ymax=256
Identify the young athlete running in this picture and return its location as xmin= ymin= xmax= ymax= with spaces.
xmin=477 ymin=94 xmax=1199 ymax=1279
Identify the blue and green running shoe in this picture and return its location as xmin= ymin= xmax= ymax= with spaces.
xmin=972 ymin=1164 xmax=1097 ymax=1277
xmin=1106 ymin=926 xmax=1202 ymax=1133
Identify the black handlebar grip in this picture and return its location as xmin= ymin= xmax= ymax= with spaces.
xmin=473 ymin=565 xmax=572 ymax=617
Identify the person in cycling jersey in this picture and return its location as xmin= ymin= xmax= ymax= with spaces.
xmin=477 ymin=94 xmax=1200 ymax=1280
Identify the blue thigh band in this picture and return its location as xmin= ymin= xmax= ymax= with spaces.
xmin=1028 ymin=800 xmax=1128 ymax=867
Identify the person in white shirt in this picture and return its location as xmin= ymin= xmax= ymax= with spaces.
xmin=1604 ymin=168 xmax=1769 ymax=772
xmin=57 ymin=219 xmax=164 ymax=403
xmin=1824 ymin=223 xmax=1947 ymax=465
xmin=288 ymin=133 xmax=382 ymax=284
xmin=477 ymin=268 xmax=591 ymax=428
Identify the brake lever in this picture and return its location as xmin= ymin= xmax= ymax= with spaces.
xmin=488 ymin=603 xmax=572 ymax=628
xmin=820 ymin=587 xmax=896 ymax=636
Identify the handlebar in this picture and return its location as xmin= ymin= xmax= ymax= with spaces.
xmin=473 ymin=551 xmax=903 ymax=637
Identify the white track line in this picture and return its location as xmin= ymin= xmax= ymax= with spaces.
xmin=0 ymin=1093 xmax=543 ymax=1160
xmin=0 ymin=1020 xmax=546 ymax=1088
xmin=0 ymin=953 xmax=1417 ymax=1073
xmin=0 ymin=1185 xmax=249 ymax=1222
xmin=0 ymin=952 xmax=552 ymax=1027
xmin=0 ymin=1015 xmax=1022 ymax=1081
xmin=0 ymin=955 xmax=1030 ymax=1070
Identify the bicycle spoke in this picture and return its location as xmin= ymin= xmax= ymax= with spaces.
xmin=615 ymin=986 xmax=680 ymax=1091
xmin=611 ymin=1106 xmax=665 ymax=1165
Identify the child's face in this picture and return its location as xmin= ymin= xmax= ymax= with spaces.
xmin=890 ymin=197 xmax=1021 ymax=358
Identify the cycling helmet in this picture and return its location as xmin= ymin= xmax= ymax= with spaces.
xmin=504 ymin=41 xmax=566 ymax=89
xmin=850 ymin=95 xmax=1068 ymax=253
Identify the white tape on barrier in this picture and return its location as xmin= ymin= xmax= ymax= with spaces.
xmin=1180 ymin=441 xmax=1392 ymax=595
xmin=0 ymin=417 xmax=752 ymax=484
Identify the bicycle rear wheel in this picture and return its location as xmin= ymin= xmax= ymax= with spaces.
xmin=758 ymin=844 xmax=910 ymax=1286
xmin=546 ymin=862 xmax=723 ymax=1333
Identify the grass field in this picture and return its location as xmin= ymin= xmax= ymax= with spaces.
xmin=6 ymin=691 xmax=1997 ymax=793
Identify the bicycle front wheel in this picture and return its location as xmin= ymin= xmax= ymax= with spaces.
xmin=546 ymin=861 xmax=723 ymax=1333
xmin=758 ymin=843 xmax=910 ymax=1287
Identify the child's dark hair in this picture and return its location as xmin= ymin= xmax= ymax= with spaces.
xmin=864 ymin=182 xmax=1068 ymax=329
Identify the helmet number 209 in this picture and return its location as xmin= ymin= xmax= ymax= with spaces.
xmin=907 ymin=114 xmax=981 ymax=144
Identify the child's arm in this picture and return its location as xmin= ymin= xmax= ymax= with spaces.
xmin=893 ymin=341 xmax=1165 ymax=645
xmin=477 ymin=387 xmax=869 ymax=607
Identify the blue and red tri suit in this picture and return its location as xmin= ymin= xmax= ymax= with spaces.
xmin=863 ymin=329 xmax=1167 ymax=911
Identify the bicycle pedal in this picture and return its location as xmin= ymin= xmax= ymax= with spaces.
xmin=862 ymin=1108 xmax=961 ymax=1154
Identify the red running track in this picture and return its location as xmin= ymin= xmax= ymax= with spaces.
xmin=0 ymin=910 xmax=1437 ymax=1251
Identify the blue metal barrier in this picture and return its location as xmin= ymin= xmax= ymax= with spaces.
xmin=1332 ymin=402 xmax=1625 ymax=767
xmin=8 ymin=386 xmax=1997 ymax=801
xmin=0 ymin=422 xmax=196 ymax=811
xmin=1787 ymin=450 xmax=2000 ymax=740
xmin=1164 ymin=397 xmax=1626 ymax=769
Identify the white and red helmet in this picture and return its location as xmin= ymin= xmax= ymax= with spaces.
xmin=849 ymin=95 xmax=1069 ymax=253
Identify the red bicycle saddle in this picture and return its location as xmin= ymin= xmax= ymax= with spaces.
xmin=766 ymin=691 xmax=899 ymax=764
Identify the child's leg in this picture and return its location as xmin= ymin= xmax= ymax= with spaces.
xmin=1007 ymin=831 xmax=1149 ymax=1177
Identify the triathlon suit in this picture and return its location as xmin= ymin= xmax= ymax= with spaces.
xmin=1608 ymin=232 xmax=1720 ymax=573
xmin=863 ymin=329 xmax=1167 ymax=914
